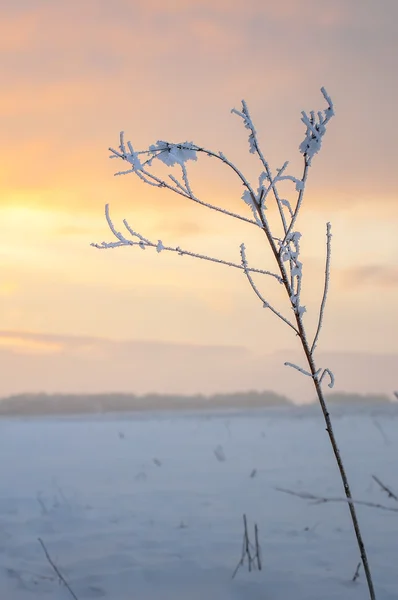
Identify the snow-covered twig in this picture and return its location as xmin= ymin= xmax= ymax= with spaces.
xmin=232 ymin=102 xmax=290 ymax=234
xmin=240 ymin=244 xmax=298 ymax=333
xmin=110 ymin=136 xmax=261 ymax=229
xmin=284 ymin=362 xmax=321 ymax=379
xmin=311 ymin=222 xmax=332 ymax=354
xmin=284 ymin=363 xmax=334 ymax=389
xmin=280 ymin=87 xmax=334 ymax=246
xmin=93 ymin=205 xmax=282 ymax=282
xmin=318 ymin=368 xmax=335 ymax=389
xmin=299 ymin=87 xmax=334 ymax=164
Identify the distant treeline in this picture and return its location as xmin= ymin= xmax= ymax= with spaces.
xmin=0 ymin=390 xmax=395 ymax=417
xmin=0 ymin=390 xmax=292 ymax=416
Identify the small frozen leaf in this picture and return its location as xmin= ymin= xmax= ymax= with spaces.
xmin=241 ymin=190 xmax=253 ymax=206
xmin=280 ymin=198 xmax=292 ymax=209
xmin=258 ymin=172 xmax=268 ymax=188
xmin=125 ymin=151 xmax=142 ymax=170
xmin=292 ymin=262 xmax=302 ymax=277
xmin=156 ymin=240 xmax=164 ymax=253
xmin=150 ymin=141 xmax=197 ymax=167
xmin=292 ymin=232 xmax=302 ymax=243
xmin=248 ymin=133 xmax=256 ymax=154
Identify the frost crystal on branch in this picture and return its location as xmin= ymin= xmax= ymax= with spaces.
xmin=94 ymin=205 xmax=282 ymax=283
xmin=148 ymin=141 xmax=198 ymax=167
xmin=231 ymin=100 xmax=257 ymax=153
xmin=98 ymin=88 xmax=336 ymax=350
xmin=299 ymin=87 xmax=334 ymax=164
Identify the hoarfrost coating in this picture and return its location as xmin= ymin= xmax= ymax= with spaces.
xmin=98 ymin=90 xmax=335 ymax=354
xmin=95 ymin=87 xmax=337 ymax=408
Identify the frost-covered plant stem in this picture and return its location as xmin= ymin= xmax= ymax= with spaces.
xmin=295 ymin=318 xmax=375 ymax=599
xmin=255 ymin=180 xmax=376 ymax=600
xmin=95 ymin=89 xmax=376 ymax=599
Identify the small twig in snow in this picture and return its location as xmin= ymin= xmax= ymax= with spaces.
xmin=254 ymin=523 xmax=262 ymax=571
xmin=372 ymin=475 xmax=398 ymax=502
xmin=371 ymin=419 xmax=390 ymax=446
xmin=275 ymin=487 xmax=398 ymax=513
xmin=352 ymin=561 xmax=362 ymax=582
xmin=232 ymin=514 xmax=262 ymax=579
xmin=38 ymin=538 xmax=79 ymax=600
xmin=36 ymin=492 xmax=49 ymax=516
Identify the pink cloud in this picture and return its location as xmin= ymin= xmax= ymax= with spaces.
xmin=0 ymin=330 xmax=396 ymax=402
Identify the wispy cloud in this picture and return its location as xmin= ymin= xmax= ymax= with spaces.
xmin=0 ymin=332 xmax=63 ymax=355
xmin=342 ymin=265 xmax=398 ymax=289
xmin=0 ymin=331 xmax=397 ymax=402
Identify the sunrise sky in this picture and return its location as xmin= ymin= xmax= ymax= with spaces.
xmin=1 ymin=0 xmax=397 ymax=400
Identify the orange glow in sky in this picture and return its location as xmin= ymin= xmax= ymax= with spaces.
xmin=1 ymin=0 xmax=397 ymax=400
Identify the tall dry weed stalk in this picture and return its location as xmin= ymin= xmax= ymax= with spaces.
xmin=94 ymin=89 xmax=376 ymax=599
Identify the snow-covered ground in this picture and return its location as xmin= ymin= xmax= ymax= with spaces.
xmin=0 ymin=406 xmax=397 ymax=599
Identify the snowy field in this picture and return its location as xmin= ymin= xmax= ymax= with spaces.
xmin=0 ymin=406 xmax=397 ymax=599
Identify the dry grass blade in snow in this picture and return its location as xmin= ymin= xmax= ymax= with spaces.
xmin=232 ymin=514 xmax=262 ymax=579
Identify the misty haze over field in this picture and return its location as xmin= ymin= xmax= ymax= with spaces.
xmin=0 ymin=391 xmax=396 ymax=418
xmin=0 ymin=331 xmax=397 ymax=404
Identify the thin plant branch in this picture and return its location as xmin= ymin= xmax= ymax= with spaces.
xmin=352 ymin=562 xmax=362 ymax=582
xmin=38 ymin=538 xmax=79 ymax=600
xmin=93 ymin=205 xmax=282 ymax=282
xmin=110 ymin=135 xmax=260 ymax=228
xmin=254 ymin=523 xmax=262 ymax=571
xmin=281 ymin=162 xmax=309 ymax=246
xmin=139 ymin=163 xmax=260 ymax=228
xmin=311 ymin=222 xmax=332 ymax=354
xmin=371 ymin=419 xmax=390 ymax=446
xmin=318 ymin=367 xmax=335 ymax=389
xmin=285 ymin=361 xmax=320 ymax=379
xmin=232 ymin=101 xmax=290 ymax=234
xmin=372 ymin=475 xmax=398 ymax=502
xmin=240 ymin=243 xmax=298 ymax=333
xmin=275 ymin=487 xmax=398 ymax=513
